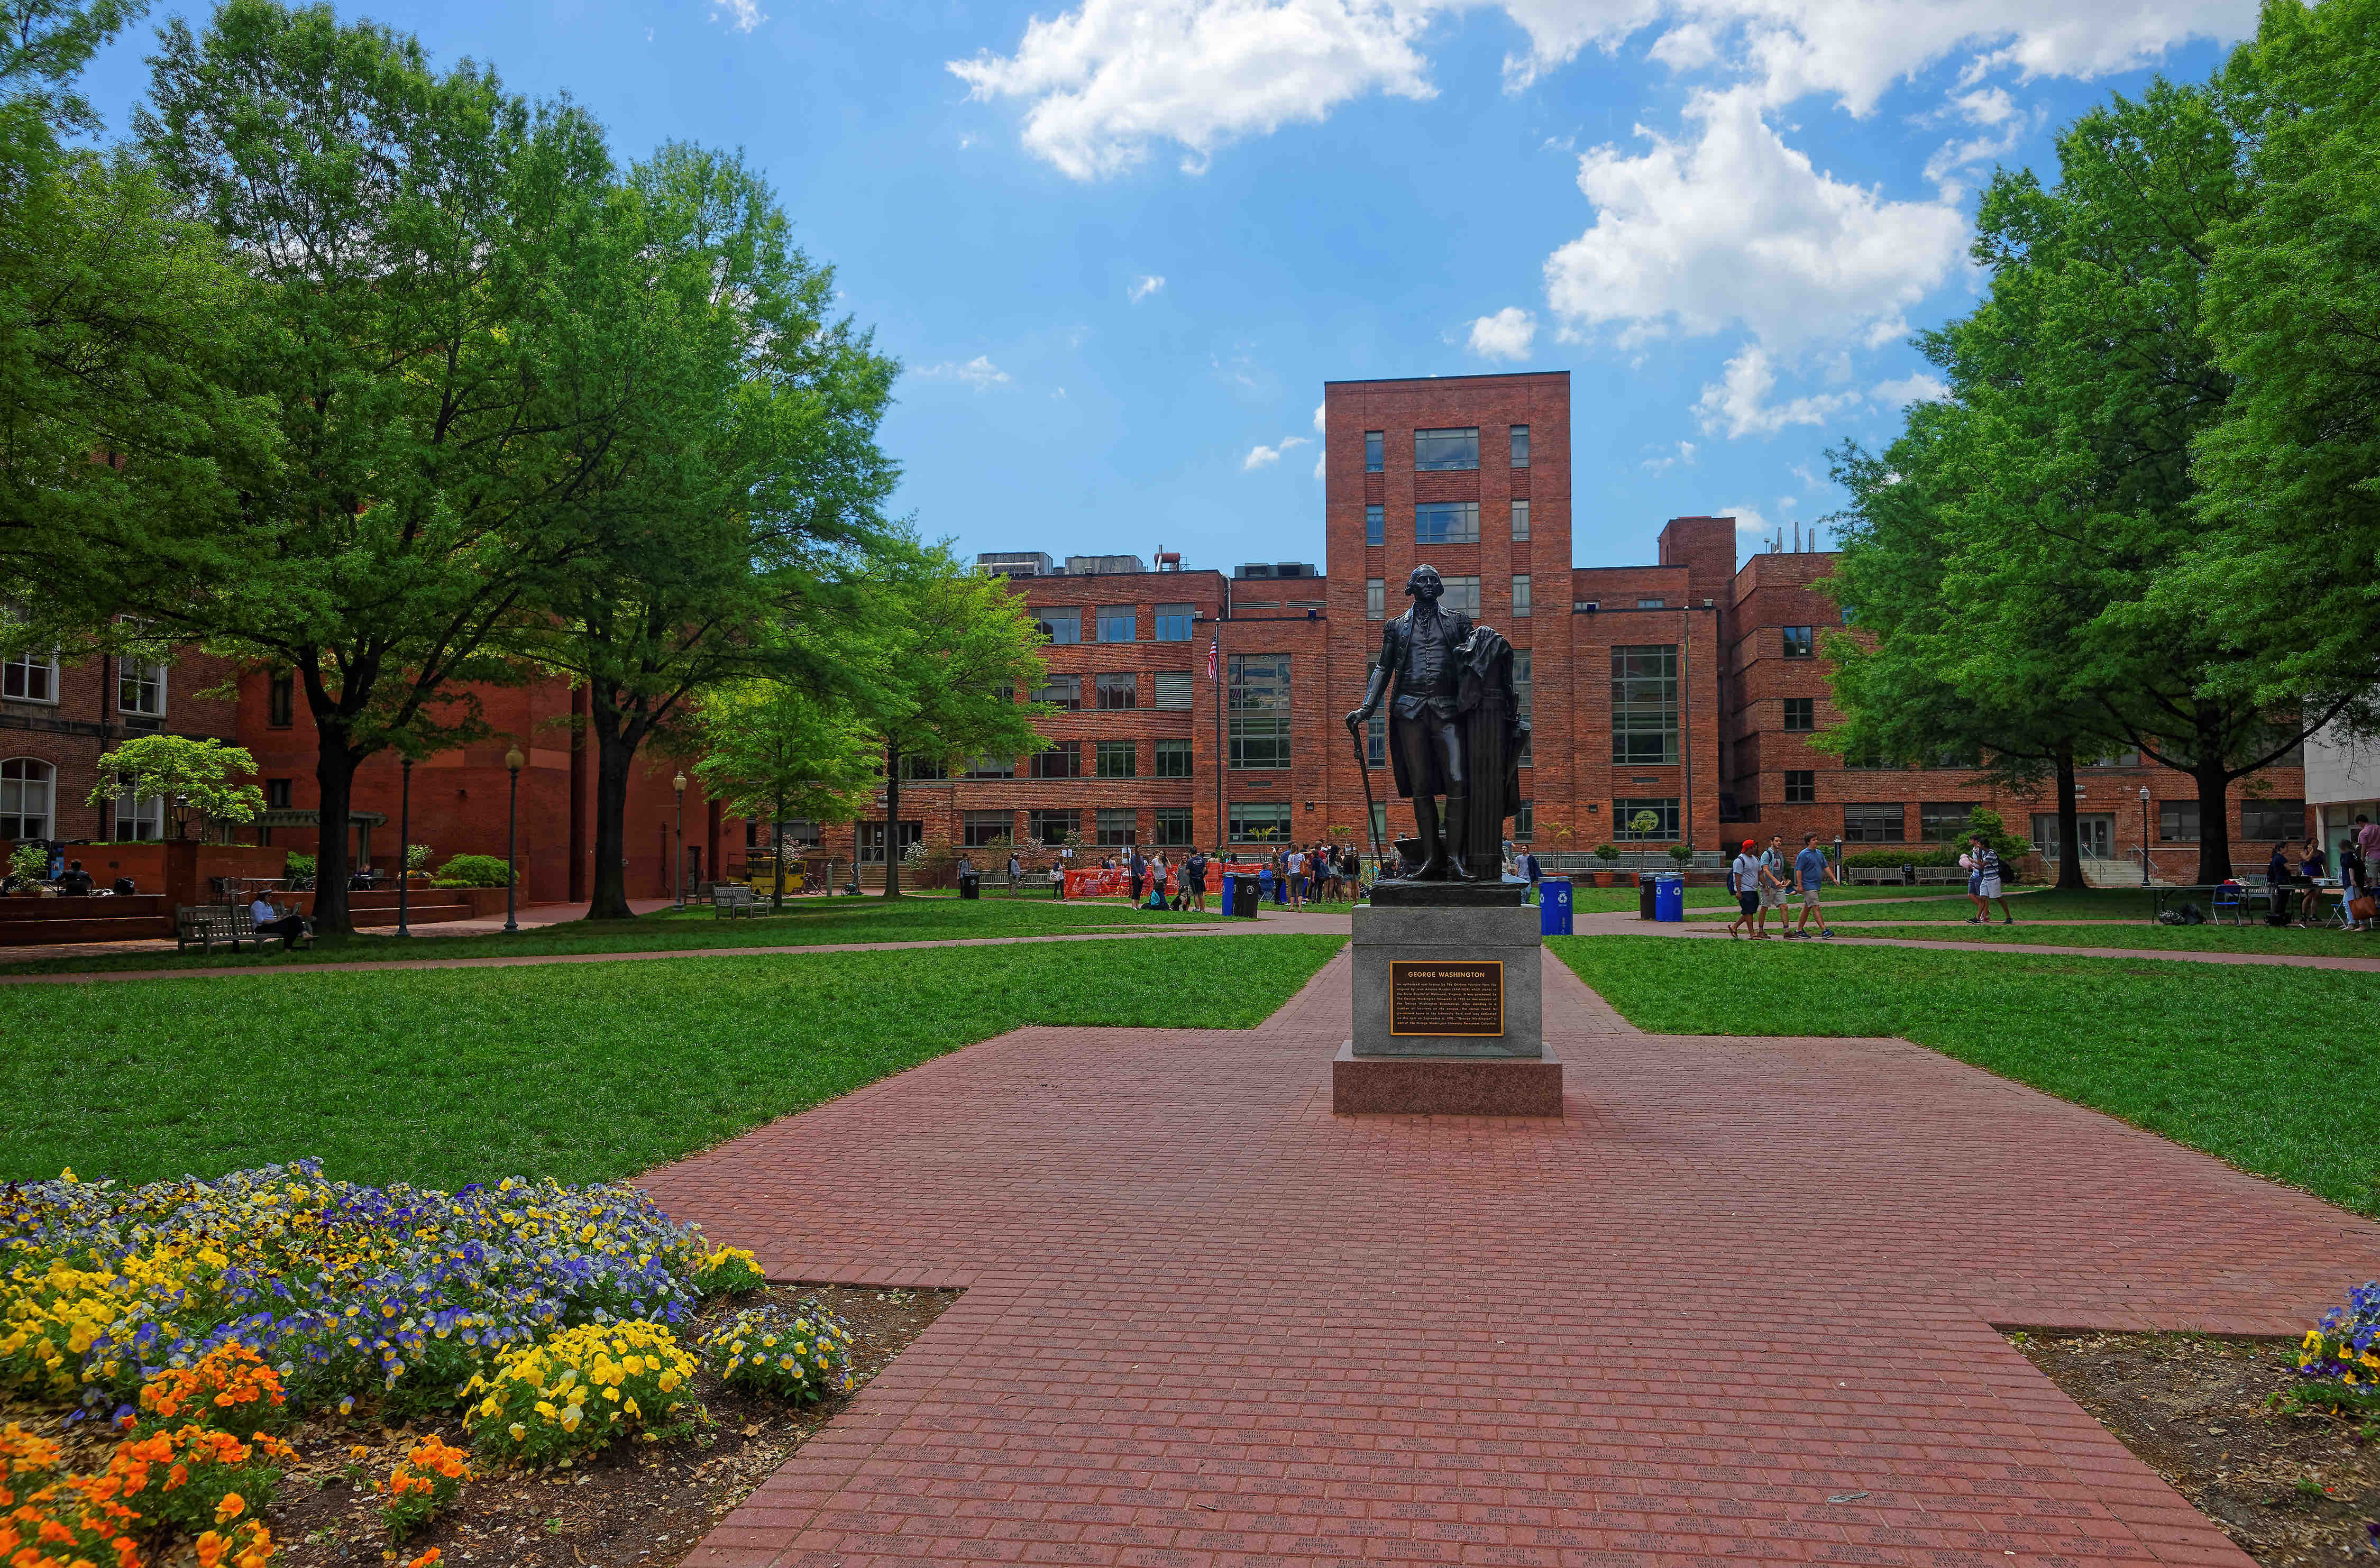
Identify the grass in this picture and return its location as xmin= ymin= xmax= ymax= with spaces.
xmin=0 ymin=895 xmax=1212 ymax=977
xmin=1683 ymin=887 xmax=2142 ymax=922
xmin=1550 ymin=934 xmax=2380 ymax=1217
xmin=1856 ymin=921 xmax=2380 ymax=957
xmin=0 ymin=933 xmax=1345 ymax=1190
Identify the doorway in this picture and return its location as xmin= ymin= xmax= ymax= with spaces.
xmin=2033 ymin=813 xmax=2115 ymax=860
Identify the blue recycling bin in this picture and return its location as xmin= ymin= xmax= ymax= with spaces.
xmin=1538 ymin=877 xmax=1573 ymax=936
xmin=1654 ymin=874 xmax=1686 ymax=923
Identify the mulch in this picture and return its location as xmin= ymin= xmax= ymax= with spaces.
xmin=2011 ymin=1329 xmax=2379 ymax=1568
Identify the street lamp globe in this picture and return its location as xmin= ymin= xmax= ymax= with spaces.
xmin=505 ymin=746 xmax=525 ymax=773
xmin=673 ymin=772 xmax=688 ymax=795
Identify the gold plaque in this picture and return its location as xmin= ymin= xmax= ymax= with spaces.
xmin=1387 ymin=959 xmax=1505 ymax=1037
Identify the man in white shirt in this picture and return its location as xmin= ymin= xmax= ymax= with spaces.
xmin=248 ymin=893 xmax=310 ymax=950
xmin=1728 ymin=840 xmax=1766 ymax=939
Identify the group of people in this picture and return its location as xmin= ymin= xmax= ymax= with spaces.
xmin=2261 ymin=814 xmax=2380 ymax=928
xmin=1726 ymin=832 xmax=1841 ymax=939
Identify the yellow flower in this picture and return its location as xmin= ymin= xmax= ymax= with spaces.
xmin=508 ymin=1423 xmax=527 ymax=1441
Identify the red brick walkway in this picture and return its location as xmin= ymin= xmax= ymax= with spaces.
xmin=643 ymin=951 xmax=2380 ymax=1568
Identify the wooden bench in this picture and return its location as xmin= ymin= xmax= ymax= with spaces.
xmin=176 ymin=902 xmax=310 ymax=954
xmin=711 ymin=884 xmax=757 ymax=919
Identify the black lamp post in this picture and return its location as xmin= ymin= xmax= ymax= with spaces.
xmin=396 ymin=754 xmax=414 ymax=937
xmin=672 ymin=771 xmax=688 ymax=911
xmin=2138 ymin=784 xmax=2152 ymax=887
xmin=504 ymin=746 xmax=524 ymax=933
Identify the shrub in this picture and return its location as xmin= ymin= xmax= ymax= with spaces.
xmin=1840 ymin=848 xmax=1964 ymax=870
xmin=434 ymin=854 xmax=512 ymax=888
xmin=463 ymin=1321 xmax=696 ymax=1467
xmin=696 ymin=1304 xmax=854 ymax=1405
xmin=139 ymin=1344 xmax=289 ymax=1432
xmin=2290 ymin=1280 xmax=2380 ymax=1412
xmin=282 ymin=851 xmax=316 ymax=876
xmin=1592 ymin=843 xmax=1618 ymax=862
xmin=6 ymin=842 xmax=45 ymax=884
xmin=689 ymin=1248 xmax=765 ymax=1299
xmin=379 ymin=1434 xmax=471 ymax=1543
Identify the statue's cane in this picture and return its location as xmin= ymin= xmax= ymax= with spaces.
xmin=1349 ymin=713 xmax=1390 ymax=884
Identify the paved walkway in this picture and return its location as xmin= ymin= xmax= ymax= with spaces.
xmin=644 ymin=951 xmax=2380 ymax=1568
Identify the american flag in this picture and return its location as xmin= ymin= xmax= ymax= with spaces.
xmin=1207 ymin=637 xmax=1218 ymax=682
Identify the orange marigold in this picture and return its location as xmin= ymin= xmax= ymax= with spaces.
xmin=140 ymin=1346 xmax=287 ymax=1430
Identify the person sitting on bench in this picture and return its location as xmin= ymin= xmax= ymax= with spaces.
xmin=2266 ymin=841 xmax=2296 ymax=923
xmin=248 ymin=892 xmax=311 ymax=948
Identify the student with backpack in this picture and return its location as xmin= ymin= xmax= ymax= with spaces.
xmin=1965 ymin=834 xmax=2016 ymax=924
xmin=1727 ymin=839 xmax=1765 ymax=939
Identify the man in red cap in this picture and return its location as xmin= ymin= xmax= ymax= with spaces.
xmin=1727 ymin=838 xmax=1765 ymax=939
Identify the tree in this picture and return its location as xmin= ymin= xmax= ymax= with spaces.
xmin=691 ymin=678 xmax=879 ymax=912
xmin=85 ymin=733 xmax=263 ymax=838
xmin=865 ymin=549 xmax=1050 ymax=898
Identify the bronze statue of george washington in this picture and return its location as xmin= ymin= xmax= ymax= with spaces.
xmin=1345 ymin=564 xmax=1527 ymax=883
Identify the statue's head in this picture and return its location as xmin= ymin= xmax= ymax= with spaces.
xmin=1406 ymin=565 xmax=1443 ymax=603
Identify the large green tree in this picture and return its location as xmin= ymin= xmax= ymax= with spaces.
xmin=691 ymin=677 xmax=879 ymax=911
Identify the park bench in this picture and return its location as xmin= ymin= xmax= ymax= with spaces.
xmin=711 ymin=884 xmax=757 ymax=919
xmin=176 ymin=901 xmax=311 ymax=955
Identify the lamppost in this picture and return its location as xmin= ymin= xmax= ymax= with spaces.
xmin=396 ymin=754 xmax=414 ymax=938
xmin=2138 ymin=784 xmax=2152 ymax=887
xmin=504 ymin=746 xmax=524 ymax=933
xmin=672 ymin=771 xmax=688 ymax=911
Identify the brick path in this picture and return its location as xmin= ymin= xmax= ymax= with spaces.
xmin=644 ymin=949 xmax=2380 ymax=1568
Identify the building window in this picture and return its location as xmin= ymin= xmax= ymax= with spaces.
xmin=1033 ymin=674 xmax=1081 ymax=710
xmin=264 ymin=778 xmax=293 ymax=810
xmin=1843 ymin=803 xmax=1905 ymax=842
xmin=1366 ymin=578 xmax=1384 ymax=619
xmin=963 ymin=811 xmax=1014 ymax=848
xmin=1513 ymin=649 xmax=1532 ymax=767
xmin=119 ymin=654 xmax=166 ymax=718
xmin=1613 ymin=798 xmax=1679 ymax=841
xmin=114 ymin=772 xmax=164 ymax=841
xmin=1510 ymin=426 xmax=1530 ymax=468
xmin=1512 ymin=575 xmax=1531 ymax=618
xmin=1364 ymin=430 xmax=1383 ymax=472
xmin=2159 ymin=800 xmax=2201 ymax=842
xmin=1513 ymin=799 xmax=1533 ymax=840
xmin=1414 ymin=427 xmax=1479 ymax=471
xmin=1155 ymin=603 xmax=1194 ymax=641
xmin=1096 ymin=808 xmax=1138 ymax=846
xmin=1154 ymin=671 xmax=1192 ymax=710
xmin=1782 ymin=625 xmax=1815 ymax=659
xmin=2083 ymin=745 xmax=2141 ymax=768
xmin=1367 ymin=711 xmax=1386 ymax=768
xmin=1095 ymin=673 xmax=1138 ymax=710
xmin=1610 ymin=645 xmax=1679 ymax=766
xmin=1365 ymin=505 xmax=1384 ymax=546
xmin=267 ymin=670 xmax=294 ymax=727
xmin=1637 ymin=598 xmax=1665 ymax=610
xmin=1229 ymin=802 xmax=1291 ymax=843
xmin=1029 ymin=741 xmax=1081 ymax=779
xmin=1416 ymin=501 xmax=1479 ymax=545
xmin=1783 ymin=770 xmax=1816 ymax=804
xmin=1511 ymin=500 xmax=1529 ymax=541
xmin=1155 ymin=739 xmax=1192 ymax=778
xmin=3 ymin=650 xmax=58 ymax=704
xmin=0 ymin=758 xmax=53 ymax=839
xmin=1918 ymin=802 xmax=1971 ymax=842
xmin=857 ymin=821 xmax=923 ymax=864
xmin=898 ymin=753 xmax=947 ymax=781
xmin=1095 ymin=740 xmax=1138 ymax=778
xmin=1228 ymin=655 xmax=1290 ymax=769
xmin=1027 ymin=808 xmax=1078 ymax=845
xmin=2241 ymin=798 xmax=2303 ymax=840
xmin=1437 ymin=575 xmax=1480 ymax=617
xmin=1155 ymin=806 xmax=1193 ymax=846
xmin=1782 ymin=697 xmax=1814 ymax=732
xmin=1040 ymin=608 xmax=1081 ymax=644
xmin=964 ymin=755 xmax=1014 ymax=778
xmin=1097 ymin=607 xmax=1136 ymax=643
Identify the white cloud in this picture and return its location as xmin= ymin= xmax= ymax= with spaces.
xmin=1640 ymin=438 xmax=1697 ymax=474
xmin=1872 ymin=371 xmax=1949 ymax=407
xmin=710 ymin=0 xmax=765 ymax=31
xmin=1312 ymin=401 xmax=1326 ymax=434
xmin=1720 ymin=502 xmax=1771 ymax=544
xmin=1130 ymin=274 xmax=1166 ymax=301
xmin=915 ymin=355 xmax=1014 ymax=391
xmin=1243 ymin=434 xmax=1311 ymax=470
xmin=1466 ymin=306 xmax=1538 ymax=361
xmin=1693 ymin=343 xmax=1861 ymax=438
xmin=1314 ymin=447 xmax=1326 ymax=479
xmin=1545 ymin=86 xmax=1967 ymax=352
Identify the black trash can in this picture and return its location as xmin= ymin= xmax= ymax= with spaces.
xmin=1228 ymin=873 xmax=1261 ymax=918
xmin=958 ymin=870 xmax=981 ymax=900
xmin=1638 ymin=871 xmax=1660 ymax=921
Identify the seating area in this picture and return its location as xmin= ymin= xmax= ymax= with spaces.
xmin=174 ymin=901 xmax=312 ymax=955
xmin=711 ymin=884 xmax=757 ymax=919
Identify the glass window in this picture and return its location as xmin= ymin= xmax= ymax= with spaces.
xmin=1097 ymin=607 xmax=1136 ymax=643
xmin=1027 ymin=808 xmax=1078 ymax=845
xmin=898 ymin=753 xmax=947 ymax=781
xmin=1155 ymin=739 xmax=1192 ymax=778
xmin=267 ymin=670 xmax=294 ymax=727
xmin=1413 ymin=427 xmax=1479 ymax=471
xmin=1782 ymin=697 xmax=1814 ymax=732
xmin=1040 ymin=608 xmax=1081 ymax=644
xmin=1095 ymin=673 xmax=1137 ymax=710
xmin=1513 ymin=649 xmax=1531 ymax=722
xmin=1843 ymin=803 xmax=1905 ymax=842
xmin=120 ymin=655 xmax=166 ymax=717
xmin=1155 ymin=806 xmax=1193 ymax=847
xmin=1029 ymin=741 xmax=1081 ymax=779
xmin=1096 ymin=808 xmax=1138 ymax=846
xmin=1919 ymin=802 xmax=1971 ymax=842
xmin=857 ymin=821 xmax=924 ymax=864
xmin=964 ymin=811 xmax=1014 ymax=848
xmin=1509 ymin=426 xmax=1530 ymax=467
xmin=3 ymin=650 xmax=58 ymax=703
xmin=1513 ymin=799 xmax=1533 ymax=840
xmin=1229 ymin=801 xmax=1291 ymax=843
xmin=0 ymin=757 xmax=53 ymax=839
xmin=2083 ymin=745 xmax=2141 ymax=767
xmin=1033 ymin=674 xmax=1081 ymax=710
xmin=964 ymin=755 xmax=1014 ymax=778
xmin=114 ymin=771 xmax=164 ymax=841
xmin=1154 ymin=671 xmax=1192 ymax=710
xmin=1367 ymin=711 xmax=1386 ymax=768
xmin=1365 ymin=505 xmax=1384 ymax=546
xmin=1512 ymin=575 xmax=1531 ymax=618
xmin=1511 ymin=500 xmax=1530 ymax=541
xmin=265 ymin=778 xmax=292 ymax=810
xmin=1637 ymin=598 xmax=1665 ymax=609
xmin=1228 ymin=654 xmax=1290 ymax=769
xmin=2241 ymin=799 xmax=2303 ymax=840
xmin=1364 ymin=431 xmax=1383 ymax=473
xmin=2158 ymin=800 xmax=2201 ymax=842
xmin=1095 ymin=740 xmax=1138 ymax=778
xmin=1416 ymin=501 xmax=1479 ymax=545
xmin=1782 ymin=626 xmax=1815 ymax=659
xmin=1366 ymin=579 xmax=1384 ymax=620
xmin=1439 ymin=575 xmax=1480 ymax=617
xmin=1784 ymin=770 xmax=1816 ymax=804
xmin=1613 ymin=798 xmax=1679 ymax=841
xmin=1610 ymin=645 xmax=1679 ymax=766
xmin=1154 ymin=603 xmax=1194 ymax=641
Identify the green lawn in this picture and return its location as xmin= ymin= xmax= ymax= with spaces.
xmin=1 ymin=934 xmax=1345 ymax=1188
xmin=1852 ymin=921 xmax=2380 ymax=957
xmin=1684 ymin=887 xmax=2148 ymax=922
xmin=0 ymin=895 xmax=1212 ymax=977
xmin=1550 ymin=935 xmax=2380 ymax=1216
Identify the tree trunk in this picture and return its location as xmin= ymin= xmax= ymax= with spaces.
xmin=2053 ymin=744 xmax=2086 ymax=891
xmin=312 ymin=740 xmax=363 ymax=934
xmin=881 ymin=744 xmax=902 ymax=898
xmin=2192 ymin=753 xmax=2235 ymax=887
xmin=587 ymin=703 xmax=642 ymax=921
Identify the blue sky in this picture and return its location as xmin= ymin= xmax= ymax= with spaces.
xmin=78 ymin=0 xmax=2250 ymax=575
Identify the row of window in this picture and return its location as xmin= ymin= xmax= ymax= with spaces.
xmin=1363 ymin=500 xmax=1532 ymax=547
xmin=1036 ymin=604 xmax=1198 ymax=645
xmin=1363 ymin=426 xmax=1530 ymax=473
xmin=903 ymin=740 xmax=1198 ymax=782
xmin=1805 ymin=797 xmax=2309 ymax=843
xmin=0 ymin=757 xmax=170 ymax=842
xmin=1359 ymin=575 xmax=1531 ymax=620
xmin=4 ymin=649 xmax=169 ymax=716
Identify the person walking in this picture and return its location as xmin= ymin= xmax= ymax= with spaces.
xmin=2299 ymin=838 xmax=2331 ymax=927
xmin=1789 ymin=832 xmax=1836 ymax=938
xmin=1523 ymin=845 xmax=1543 ymax=904
xmin=1129 ymin=845 xmax=1147 ymax=904
xmin=1007 ymin=850 xmax=1022 ymax=891
xmin=1727 ymin=839 xmax=1764 ymax=939
xmin=1049 ymin=861 xmax=1065 ymax=899
xmin=1969 ymin=834 xmax=2016 ymax=924
xmin=1756 ymin=833 xmax=1790 ymax=938
xmin=1186 ymin=846 xmax=1209 ymax=913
